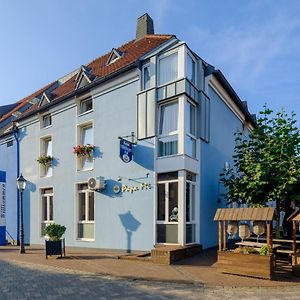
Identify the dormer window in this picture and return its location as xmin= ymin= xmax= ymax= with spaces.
xmin=106 ymin=48 xmax=123 ymax=65
xmin=42 ymin=114 xmax=52 ymax=128
xmin=79 ymin=98 xmax=93 ymax=115
xmin=75 ymin=66 xmax=95 ymax=90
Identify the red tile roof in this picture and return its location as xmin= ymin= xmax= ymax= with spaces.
xmin=1 ymin=34 xmax=174 ymax=126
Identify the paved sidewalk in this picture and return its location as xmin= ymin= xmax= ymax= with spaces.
xmin=0 ymin=245 xmax=299 ymax=288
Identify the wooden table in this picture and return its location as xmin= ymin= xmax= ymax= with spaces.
xmin=236 ymin=241 xmax=281 ymax=249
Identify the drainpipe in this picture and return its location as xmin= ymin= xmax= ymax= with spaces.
xmin=12 ymin=122 xmax=20 ymax=245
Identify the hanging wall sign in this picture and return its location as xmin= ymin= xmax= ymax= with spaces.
xmin=0 ymin=171 xmax=6 ymax=246
xmin=120 ymin=138 xmax=133 ymax=163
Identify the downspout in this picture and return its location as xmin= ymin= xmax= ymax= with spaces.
xmin=12 ymin=122 xmax=20 ymax=244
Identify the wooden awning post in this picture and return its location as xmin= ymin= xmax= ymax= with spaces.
xmin=223 ymin=221 xmax=227 ymax=250
xmin=266 ymin=221 xmax=271 ymax=253
xmin=293 ymin=220 xmax=297 ymax=266
xmin=218 ymin=221 xmax=222 ymax=251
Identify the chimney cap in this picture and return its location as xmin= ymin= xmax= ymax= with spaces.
xmin=136 ymin=13 xmax=154 ymax=40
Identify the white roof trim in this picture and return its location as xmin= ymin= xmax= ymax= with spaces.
xmin=106 ymin=48 xmax=123 ymax=65
xmin=38 ymin=92 xmax=51 ymax=107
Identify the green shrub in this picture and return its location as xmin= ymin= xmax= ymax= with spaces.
xmin=45 ymin=224 xmax=66 ymax=241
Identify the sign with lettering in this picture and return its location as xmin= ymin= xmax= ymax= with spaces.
xmin=122 ymin=183 xmax=151 ymax=194
xmin=0 ymin=171 xmax=6 ymax=246
xmin=120 ymin=139 xmax=133 ymax=163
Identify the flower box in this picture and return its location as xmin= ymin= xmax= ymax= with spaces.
xmin=37 ymin=155 xmax=53 ymax=167
xmin=73 ymin=144 xmax=95 ymax=157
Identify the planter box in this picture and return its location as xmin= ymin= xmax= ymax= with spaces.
xmin=218 ymin=251 xmax=274 ymax=279
xmin=45 ymin=238 xmax=65 ymax=259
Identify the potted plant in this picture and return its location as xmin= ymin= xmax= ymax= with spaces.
xmin=37 ymin=155 xmax=53 ymax=167
xmin=73 ymin=144 xmax=95 ymax=157
xmin=44 ymin=224 xmax=66 ymax=259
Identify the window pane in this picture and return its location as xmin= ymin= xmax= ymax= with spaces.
xmin=42 ymin=196 xmax=47 ymax=221
xmin=186 ymin=182 xmax=190 ymax=222
xmin=45 ymin=139 xmax=52 ymax=156
xmin=186 ymin=224 xmax=195 ymax=243
xmin=78 ymin=223 xmax=94 ymax=239
xmin=156 ymin=224 xmax=178 ymax=243
xmin=187 ymin=54 xmax=195 ymax=84
xmin=169 ymin=182 xmax=178 ymax=222
xmin=80 ymin=99 xmax=93 ymax=113
xmin=159 ymin=53 xmax=178 ymax=85
xmin=49 ymin=196 xmax=53 ymax=221
xmin=187 ymin=102 xmax=196 ymax=136
xmin=157 ymin=172 xmax=178 ymax=181
xmin=186 ymin=135 xmax=196 ymax=158
xmin=82 ymin=126 xmax=93 ymax=145
xmin=143 ymin=66 xmax=150 ymax=90
xmin=159 ymin=102 xmax=178 ymax=135
xmin=158 ymin=135 xmax=178 ymax=157
xmin=157 ymin=184 xmax=165 ymax=221
xmin=191 ymin=185 xmax=195 ymax=221
xmin=88 ymin=192 xmax=94 ymax=221
xmin=43 ymin=114 xmax=51 ymax=127
xmin=78 ymin=193 xmax=86 ymax=221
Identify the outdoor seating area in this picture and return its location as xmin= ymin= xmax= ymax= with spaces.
xmin=214 ymin=207 xmax=300 ymax=280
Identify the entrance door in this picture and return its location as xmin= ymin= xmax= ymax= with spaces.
xmin=156 ymin=172 xmax=178 ymax=244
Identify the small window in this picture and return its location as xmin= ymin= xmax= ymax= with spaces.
xmin=77 ymin=124 xmax=94 ymax=171
xmin=6 ymin=141 xmax=13 ymax=147
xmin=40 ymin=137 xmax=53 ymax=177
xmin=158 ymin=52 xmax=178 ymax=86
xmin=142 ymin=65 xmax=151 ymax=90
xmin=79 ymin=98 xmax=93 ymax=115
xmin=187 ymin=54 xmax=196 ymax=84
xmin=42 ymin=114 xmax=52 ymax=128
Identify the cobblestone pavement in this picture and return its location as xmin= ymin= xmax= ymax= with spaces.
xmin=1 ymin=259 xmax=300 ymax=300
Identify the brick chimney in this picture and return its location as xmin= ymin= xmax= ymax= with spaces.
xmin=136 ymin=13 xmax=154 ymax=39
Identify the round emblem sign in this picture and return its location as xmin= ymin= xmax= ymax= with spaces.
xmin=122 ymin=154 xmax=130 ymax=163
xmin=113 ymin=185 xmax=121 ymax=194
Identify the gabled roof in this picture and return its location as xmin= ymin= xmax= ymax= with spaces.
xmin=0 ymin=81 xmax=58 ymax=125
xmin=14 ymin=34 xmax=174 ymax=122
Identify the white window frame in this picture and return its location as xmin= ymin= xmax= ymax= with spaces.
xmin=142 ymin=63 xmax=151 ymax=91
xmin=76 ymin=121 xmax=94 ymax=171
xmin=185 ymin=100 xmax=197 ymax=159
xmin=157 ymin=50 xmax=179 ymax=87
xmin=77 ymin=183 xmax=95 ymax=241
xmin=40 ymin=113 xmax=52 ymax=129
xmin=78 ymin=97 xmax=93 ymax=116
xmin=39 ymin=135 xmax=53 ymax=177
xmin=157 ymin=99 xmax=179 ymax=157
xmin=185 ymin=175 xmax=196 ymax=244
xmin=40 ymin=188 xmax=54 ymax=237
xmin=186 ymin=52 xmax=197 ymax=85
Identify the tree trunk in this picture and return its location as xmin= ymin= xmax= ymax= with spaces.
xmin=275 ymin=200 xmax=281 ymax=239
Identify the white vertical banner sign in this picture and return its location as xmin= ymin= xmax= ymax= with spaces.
xmin=0 ymin=171 xmax=6 ymax=245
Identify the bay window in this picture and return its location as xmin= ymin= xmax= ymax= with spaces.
xmin=158 ymin=52 xmax=178 ymax=86
xmin=158 ymin=101 xmax=179 ymax=157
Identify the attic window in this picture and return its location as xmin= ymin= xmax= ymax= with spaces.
xmin=75 ymin=66 xmax=95 ymax=90
xmin=38 ymin=92 xmax=52 ymax=107
xmin=106 ymin=48 xmax=123 ymax=65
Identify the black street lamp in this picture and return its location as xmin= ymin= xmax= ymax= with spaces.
xmin=17 ymin=173 xmax=27 ymax=254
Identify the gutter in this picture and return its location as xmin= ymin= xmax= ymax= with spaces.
xmin=12 ymin=122 xmax=20 ymax=244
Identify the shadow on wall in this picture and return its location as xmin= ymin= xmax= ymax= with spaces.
xmin=23 ymin=181 xmax=36 ymax=244
xmin=93 ymin=147 xmax=103 ymax=159
xmin=118 ymin=211 xmax=141 ymax=253
xmin=133 ymin=144 xmax=154 ymax=171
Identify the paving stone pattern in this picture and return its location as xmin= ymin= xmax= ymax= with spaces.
xmin=1 ymin=259 xmax=300 ymax=300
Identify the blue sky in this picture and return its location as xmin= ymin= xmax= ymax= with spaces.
xmin=1 ymin=0 xmax=300 ymax=119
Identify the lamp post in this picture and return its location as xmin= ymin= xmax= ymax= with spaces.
xmin=17 ymin=173 xmax=27 ymax=254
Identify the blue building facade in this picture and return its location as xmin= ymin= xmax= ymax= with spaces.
xmin=0 ymin=14 xmax=254 ymax=250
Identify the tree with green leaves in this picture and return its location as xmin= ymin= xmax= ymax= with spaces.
xmin=221 ymin=105 xmax=300 ymax=238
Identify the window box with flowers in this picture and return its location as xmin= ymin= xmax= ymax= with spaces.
xmin=37 ymin=155 xmax=53 ymax=167
xmin=73 ymin=144 xmax=95 ymax=170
